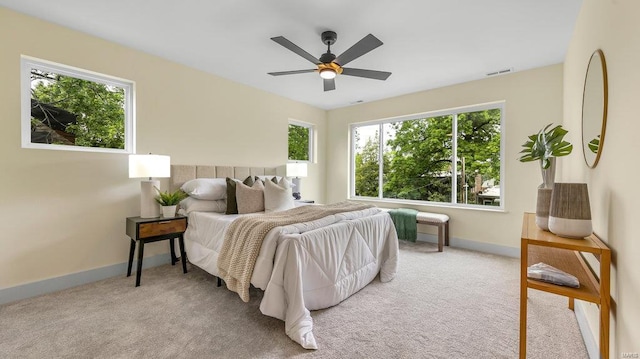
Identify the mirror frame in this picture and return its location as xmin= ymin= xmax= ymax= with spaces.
xmin=581 ymin=49 xmax=608 ymax=168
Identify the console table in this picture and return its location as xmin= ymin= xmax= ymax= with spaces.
xmin=519 ymin=212 xmax=610 ymax=359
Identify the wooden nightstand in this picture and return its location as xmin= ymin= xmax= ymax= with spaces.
xmin=125 ymin=216 xmax=188 ymax=287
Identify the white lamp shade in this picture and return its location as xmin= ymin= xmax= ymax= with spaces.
xmin=286 ymin=162 xmax=308 ymax=178
xmin=129 ymin=154 xmax=170 ymax=178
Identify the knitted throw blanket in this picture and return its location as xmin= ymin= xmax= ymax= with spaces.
xmin=388 ymin=208 xmax=418 ymax=242
xmin=217 ymin=201 xmax=373 ymax=302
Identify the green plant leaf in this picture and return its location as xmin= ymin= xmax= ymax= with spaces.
xmin=154 ymin=187 xmax=188 ymax=206
xmin=518 ymin=123 xmax=572 ymax=168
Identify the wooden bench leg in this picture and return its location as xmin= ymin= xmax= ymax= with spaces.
xmin=437 ymin=224 xmax=444 ymax=252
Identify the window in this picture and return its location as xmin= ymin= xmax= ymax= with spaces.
xmin=351 ymin=102 xmax=504 ymax=208
xmin=288 ymin=120 xmax=313 ymax=162
xmin=21 ymin=56 xmax=135 ymax=153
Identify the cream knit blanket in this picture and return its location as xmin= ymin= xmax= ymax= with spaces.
xmin=217 ymin=201 xmax=373 ymax=302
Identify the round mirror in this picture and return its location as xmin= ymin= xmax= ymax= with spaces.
xmin=581 ymin=49 xmax=608 ymax=168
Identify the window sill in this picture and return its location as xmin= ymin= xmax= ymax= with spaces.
xmin=348 ymin=197 xmax=506 ymax=213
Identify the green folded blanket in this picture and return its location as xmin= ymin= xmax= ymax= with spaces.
xmin=388 ymin=208 xmax=418 ymax=242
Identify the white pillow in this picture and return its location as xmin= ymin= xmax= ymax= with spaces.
xmin=264 ymin=178 xmax=295 ymax=213
xmin=236 ymin=180 xmax=265 ymax=214
xmin=179 ymin=197 xmax=226 ymax=214
xmin=181 ymin=178 xmax=227 ymax=200
xmin=278 ymin=177 xmax=292 ymax=189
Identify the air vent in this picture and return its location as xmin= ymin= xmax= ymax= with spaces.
xmin=486 ymin=68 xmax=513 ymax=77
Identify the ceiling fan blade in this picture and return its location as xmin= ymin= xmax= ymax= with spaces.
xmin=334 ymin=34 xmax=383 ymax=66
xmin=323 ymin=78 xmax=336 ymax=91
xmin=341 ymin=68 xmax=392 ymax=80
xmin=271 ymin=36 xmax=320 ymax=64
xmin=268 ymin=69 xmax=316 ymax=76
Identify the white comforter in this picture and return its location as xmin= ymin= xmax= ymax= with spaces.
xmin=183 ymin=207 xmax=399 ymax=349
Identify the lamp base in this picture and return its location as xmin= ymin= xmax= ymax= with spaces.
xmin=291 ymin=177 xmax=302 ymax=200
xmin=140 ymin=180 xmax=160 ymax=218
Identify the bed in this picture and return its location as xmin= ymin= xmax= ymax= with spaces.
xmin=170 ymin=165 xmax=399 ymax=349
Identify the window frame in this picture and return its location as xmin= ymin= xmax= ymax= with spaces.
xmin=288 ymin=119 xmax=314 ymax=163
xmin=20 ymin=55 xmax=136 ymax=154
xmin=350 ymin=101 xmax=506 ymax=210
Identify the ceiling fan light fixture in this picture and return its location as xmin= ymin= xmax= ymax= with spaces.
xmin=319 ymin=68 xmax=337 ymax=79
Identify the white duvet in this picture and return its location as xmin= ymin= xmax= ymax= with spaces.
xmin=183 ymin=207 xmax=399 ymax=349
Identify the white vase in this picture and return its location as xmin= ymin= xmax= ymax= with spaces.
xmin=161 ymin=205 xmax=177 ymax=218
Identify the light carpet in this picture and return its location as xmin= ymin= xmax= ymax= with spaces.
xmin=0 ymin=242 xmax=589 ymax=358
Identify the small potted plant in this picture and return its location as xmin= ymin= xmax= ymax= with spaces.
xmin=518 ymin=123 xmax=573 ymax=189
xmin=154 ymin=187 xmax=188 ymax=218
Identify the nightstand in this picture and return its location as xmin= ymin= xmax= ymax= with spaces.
xmin=125 ymin=216 xmax=188 ymax=287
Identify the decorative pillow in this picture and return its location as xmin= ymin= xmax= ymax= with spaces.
xmin=278 ymin=176 xmax=292 ymax=189
xmin=236 ymin=180 xmax=265 ymax=214
xmin=226 ymin=176 xmax=254 ymax=215
xmin=255 ymin=176 xmax=280 ymax=184
xmin=264 ymin=177 xmax=295 ymax=213
xmin=179 ymin=197 xmax=226 ymax=214
xmin=181 ymin=178 xmax=227 ymax=200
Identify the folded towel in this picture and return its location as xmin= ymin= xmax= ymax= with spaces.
xmin=388 ymin=208 xmax=418 ymax=242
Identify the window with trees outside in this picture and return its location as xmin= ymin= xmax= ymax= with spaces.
xmin=288 ymin=121 xmax=313 ymax=162
xmin=21 ymin=56 xmax=135 ymax=153
xmin=351 ymin=102 xmax=504 ymax=208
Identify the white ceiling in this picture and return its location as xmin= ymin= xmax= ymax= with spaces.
xmin=1 ymin=0 xmax=583 ymax=110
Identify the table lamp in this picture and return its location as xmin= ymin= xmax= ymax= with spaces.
xmin=129 ymin=154 xmax=171 ymax=218
xmin=286 ymin=162 xmax=308 ymax=200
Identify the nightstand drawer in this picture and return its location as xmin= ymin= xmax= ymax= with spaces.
xmin=139 ymin=218 xmax=187 ymax=238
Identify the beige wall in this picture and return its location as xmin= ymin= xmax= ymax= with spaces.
xmin=326 ymin=64 xmax=564 ymax=249
xmin=0 ymin=8 xmax=326 ymax=289
xmin=562 ymin=0 xmax=640 ymax=356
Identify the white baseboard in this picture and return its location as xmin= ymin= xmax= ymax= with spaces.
xmin=417 ymin=233 xmax=520 ymax=258
xmin=0 ymin=253 xmax=171 ymax=306
xmin=574 ymin=300 xmax=599 ymax=359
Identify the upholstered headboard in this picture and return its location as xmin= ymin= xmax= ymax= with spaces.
xmin=170 ymin=165 xmax=278 ymax=192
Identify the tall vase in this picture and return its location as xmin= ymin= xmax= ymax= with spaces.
xmin=535 ymin=158 xmax=556 ymax=230
xmin=540 ymin=157 xmax=556 ymax=189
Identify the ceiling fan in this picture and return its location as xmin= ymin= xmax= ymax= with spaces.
xmin=268 ymin=31 xmax=392 ymax=92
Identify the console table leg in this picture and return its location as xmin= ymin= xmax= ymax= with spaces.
xmin=519 ymin=239 xmax=529 ymax=359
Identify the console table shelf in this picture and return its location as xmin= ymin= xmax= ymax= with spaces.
xmin=519 ymin=212 xmax=610 ymax=359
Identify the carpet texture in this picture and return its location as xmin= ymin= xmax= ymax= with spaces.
xmin=0 ymin=242 xmax=589 ymax=358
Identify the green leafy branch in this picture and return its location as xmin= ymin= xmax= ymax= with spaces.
xmin=518 ymin=123 xmax=573 ymax=169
